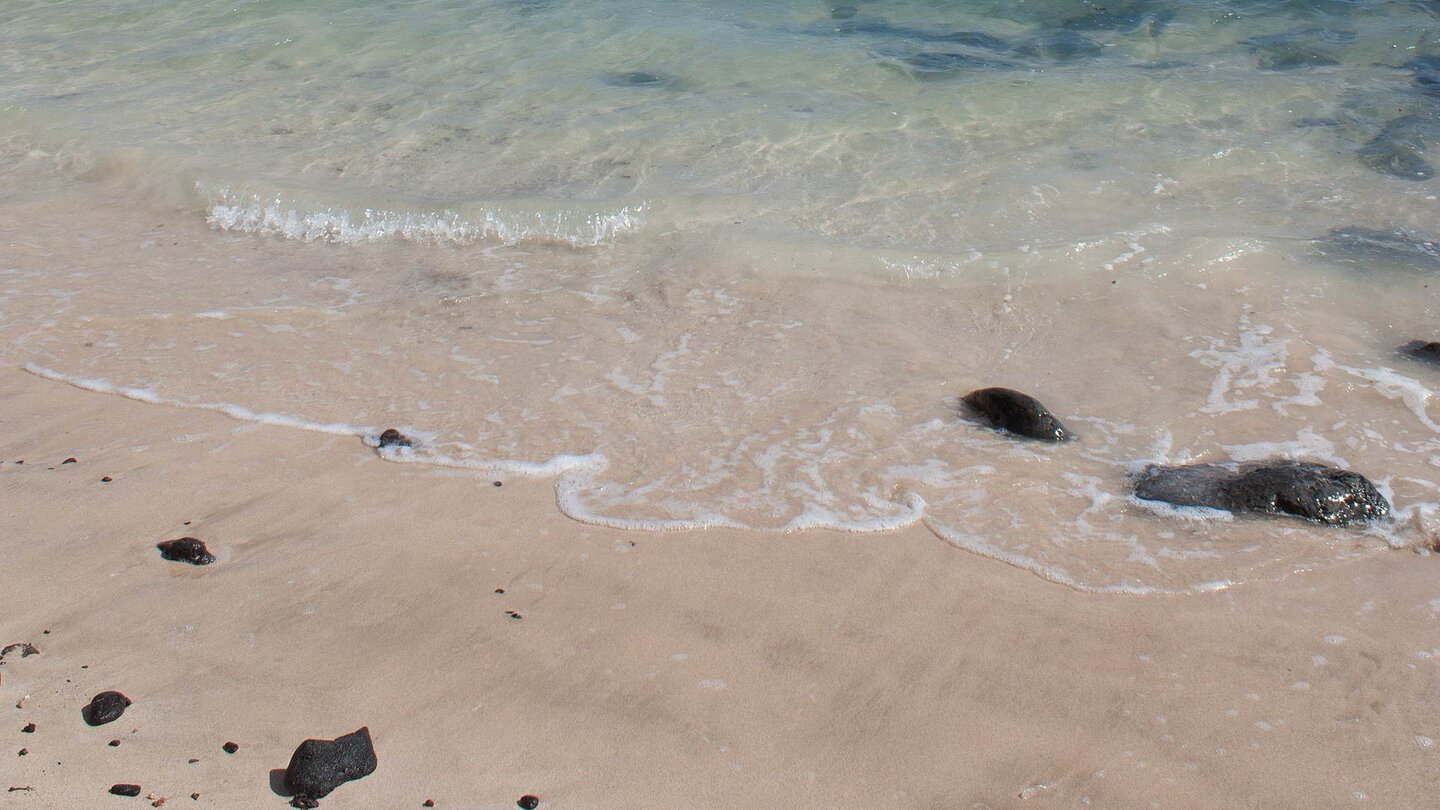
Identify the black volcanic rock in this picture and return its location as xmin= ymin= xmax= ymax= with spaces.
xmin=109 ymin=784 xmax=141 ymax=797
xmin=284 ymin=726 xmax=377 ymax=801
xmin=157 ymin=537 xmax=215 ymax=566
xmin=1134 ymin=459 xmax=1390 ymax=525
xmin=377 ymin=428 xmax=413 ymax=449
xmin=83 ymin=691 xmax=131 ymax=726
xmin=962 ymin=387 xmax=1069 ymax=442
xmin=1400 ymin=340 xmax=1440 ymax=365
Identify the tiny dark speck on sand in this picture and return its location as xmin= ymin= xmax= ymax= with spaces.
xmin=17 ymin=748 xmax=27 ymax=756
xmin=518 ymin=795 xmax=540 ymax=809
xmin=62 ymin=457 xmax=77 ymax=464
xmin=21 ymin=723 xmax=35 ymax=733
xmin=101 ymin=476 xmax=112 ymax=482
xmin=423 ymin=802 xmax=435 ymax=808
xmin=110 ymin=784 xmax=142 ymax=797
xmin=187 ymin=759 xmax=199 ymax=764
xmin=493 ymin=481 xmax=502 ymax=487
xmin=109 ymin=739 xmax=121 ymax=747
xmin=190 ymin=794 xmax=199 ymax=801
xmin=222 ymin=741 xmax=238 ymax=754
xmin=494 ymin=588 xmax=505 ymax=594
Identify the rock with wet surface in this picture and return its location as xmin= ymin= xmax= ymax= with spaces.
xmin=1015 ymin=30 xmax=1103 ymax=61
xmin=962 ymin=388 xmax=1069 ymax=442
xmin=1134 ymin=460 xmax=1390 ymax=525
xmin=377 ymin=428 xmax=414 ymax=449
xmin=83 ymin=691 xmax=131 ymax=726
xmin=156 ymin=537 xmax=215 ymax=566
xmin=602 ymin=71 xmax=678 ymax=89
xmin=284 ymin=726 xmax=377 ymax=801
xmin=1401 ymin=340 xmax=1440 ymax=365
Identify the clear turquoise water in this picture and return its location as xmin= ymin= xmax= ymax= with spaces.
xmin=3 ymin=0 xmax=1440 ymax=253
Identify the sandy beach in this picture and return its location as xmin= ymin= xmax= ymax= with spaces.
xmin=3 ymin=367 xmax=1438 ymax=808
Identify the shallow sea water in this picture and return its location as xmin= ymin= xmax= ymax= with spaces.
xmin=3 ymin=0 xmax=1440 ymax=591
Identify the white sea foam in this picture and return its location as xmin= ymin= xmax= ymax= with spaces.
xmin=202 ymin=185 xmax=647 ymax=248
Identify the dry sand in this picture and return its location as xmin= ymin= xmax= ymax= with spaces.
xmin=1 ymin=367 xmax=1438 ymax=809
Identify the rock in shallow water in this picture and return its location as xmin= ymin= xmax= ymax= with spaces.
xmin=1400 ymin=340 xmax=1440 ymax=365
xmin=284 ymin=726 xmax=377 ymax=801
xmin=1134 ymin=460 xmax=1389 ymax=525
xmin=377 ymin=428 xmax=413 ymax=449
xmin=83 ymin=691 xmax=131 ymax=726
xmin=962 ymin=387 xmax=1069 ymax=442
xmin=156 ymin=537 xmax=215 ymax=566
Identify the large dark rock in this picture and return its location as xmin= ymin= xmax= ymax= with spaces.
xmin=1401 ymin=340 xmax=1440 ymax=365
xmin=962 ymin=388 xmax=1069 ymax=442
xmin=109 ymin=784 xmax=141 ymax=797
xmin=1134 ymin=460 xmax=1390 ymax=525
xmin=83 ymin=691 xmax=131 ymax=726
xmin=156 ymin=537 xmax=215 ymax=566
xmin=284 ymin=727 xmax=377 ymax=801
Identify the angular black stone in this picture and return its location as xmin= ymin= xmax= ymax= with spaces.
xmin=1401 ymin=340 xmax=1440 ymax=365
xmin=109 ymin=784 xmax=141 ymax=797
xmin=377 ymin=428 xmax=413 ymax=449
xmin=1134 ymin=460 xmax=1390 ymax=525
xmin=157 ymin=537 xmax=215 ymax=566
xmin=83 ymin=691 xmax=131 ymax=726
xmin=21 ymin=723 xmax=35 ymax=733
xmin=284 ymin=726 xmax=377 ymax=801
xmin=962 ymin=388 xmax=1069 ymax=442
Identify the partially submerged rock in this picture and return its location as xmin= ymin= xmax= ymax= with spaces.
xmin=156 ymin=537 xmax=215 ymax=566
xmin=1400 ymin=340 xmax=1440 ymax=365
xmin=962 ymin=387 xmax=1069 ymax=442
xmin=1357 ymin=116 xmax=1436 ymax=181
xmin=377 ymin=429 xmax=413 ymax=449
xmin=284 ymin=726 xmax=377 ymax=801
xmin=83 ymin=691 xmax=131 ymax=726
xmin=1134 ymin=460 xmax=1389 ymax=525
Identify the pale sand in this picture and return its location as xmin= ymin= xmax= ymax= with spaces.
xmin=1 ymin=367 xmax=1438 ymax=809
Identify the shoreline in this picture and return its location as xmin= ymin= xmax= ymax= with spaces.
xmin=3 ymin=367 xmax=1438 ymax=808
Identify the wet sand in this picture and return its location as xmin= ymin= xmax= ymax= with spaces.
xmin=2 ymin=368 xmax=1438 ymax=809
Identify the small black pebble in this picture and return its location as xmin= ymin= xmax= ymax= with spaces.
xmin=108 ymin=739 xmax=121 ymax=747
xmin=423 ymin=802 xmax=435 ymax=808
xmin=62 ymin=457 xmax=77 ymax=464
xmin=42 ymin=630 xmax=49 ymax=635
xmin=190 ymin=793 xmax=200 ymax=800
xmin=14 ymin=460 xmax=22 ymax=465
xmin=100 ymin=476 xmax=112 ymax=483
xmin=21 ymin=723 xmax=35 ymax=733
xmin=187 ymin=758 xmax=200 ymax=764
xmin=494 ymin=588 xmax=505 ymax=594
xmin=222 ymin=741 xmax=238 ymax=754
xmin=110 ymin=784 xmax=142 ymax=797
xmin=83 ymin=691 xmax=132 ymax=726
xmin=493 ymin=481 xmax=502 ymax=488
xmin=18 ymin=748 xmax=27 ymax=756
xmin=518 ymin=795 xmax=540 ymax=809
